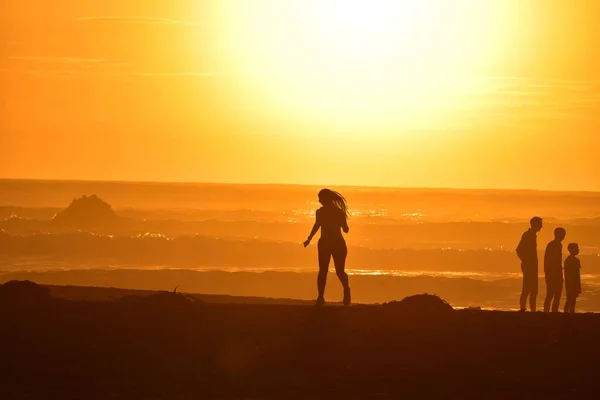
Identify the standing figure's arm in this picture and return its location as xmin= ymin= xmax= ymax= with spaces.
xmin=577 ymin=259 xmax=583 ymax=294
xmin=516 ymin=234 xmax=525 ymax=261
xmin=304 ymin=211 xmax=321 ymax=247
xmin=544 ymin=242 xmax=559 ymax=273
xmin=342 ymin=218 xmax=349 ymax=234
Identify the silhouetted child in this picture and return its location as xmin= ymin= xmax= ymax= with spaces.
xmin=563 ymin=243 xmax=581 ymax=313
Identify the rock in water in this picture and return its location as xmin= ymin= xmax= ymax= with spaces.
xmin=51 ymin=194 xmax=118 ymax=227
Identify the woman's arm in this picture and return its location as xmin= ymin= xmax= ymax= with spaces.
xmin=303 ymin=211 xmax=321 ymax=247
xmin=342 ymin=218 xmax=349 ymax=234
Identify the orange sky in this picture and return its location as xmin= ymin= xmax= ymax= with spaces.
xmin=1 ymin=0 xmax=599 ymax=191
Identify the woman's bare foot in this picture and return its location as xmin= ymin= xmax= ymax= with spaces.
xmin=343 ymin=287 xmax=351 ymax=306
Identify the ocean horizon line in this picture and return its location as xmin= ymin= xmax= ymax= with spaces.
xmin=1 ymin=178 xmax=599 ymax=195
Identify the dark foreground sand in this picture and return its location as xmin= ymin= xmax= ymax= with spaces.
xmin=1 ymin=284 xmax=599 ymax=400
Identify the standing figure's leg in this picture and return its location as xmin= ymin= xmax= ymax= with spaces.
xmin=332 ymin=244 xmax=350 ymax=306
xmin=552 ymin=282 xmax=563 ymax=313
xmin=564 ymin=295 xmax=574 ymax=313
xmin=529 ymin=272 xmax=538 ymax=312
xmin=317 ymin=242 xmax=331 ymax=304
xmin=544 ymin=280 xmax=553 ymax=312
xmin=520 ymin=271 xmax=529 ymax=311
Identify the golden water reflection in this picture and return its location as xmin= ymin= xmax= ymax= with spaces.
xmin=288 ymin=207 xmax=424 ymax=222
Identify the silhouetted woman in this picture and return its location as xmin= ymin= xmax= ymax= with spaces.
xmin=303 ymin=189 xmax=351 ymax=306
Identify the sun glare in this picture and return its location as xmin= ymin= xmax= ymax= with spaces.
xmin=217 ymin=0 xmax=511 ymax=135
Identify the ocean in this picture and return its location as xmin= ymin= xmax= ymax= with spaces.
xmin=1 ymin=179 xmax=599 ymax=310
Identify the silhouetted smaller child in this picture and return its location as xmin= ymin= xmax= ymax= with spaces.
xmin=564 ymin=243 xmax=581 ymax=313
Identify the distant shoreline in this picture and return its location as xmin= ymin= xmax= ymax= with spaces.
xmin=1 ymin=177 xmax=599 ymax=195
xmin=3 ymin=268 xmax=599 ymax=312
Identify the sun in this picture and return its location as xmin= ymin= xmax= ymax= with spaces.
xmin=318 ymin=1 xmax=442 ymax=63
xmin=215 ymin=0 xmax=511 ymax=136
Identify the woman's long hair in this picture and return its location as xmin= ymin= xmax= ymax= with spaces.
xmin=318 ymin=189 xmax=349 ymax=219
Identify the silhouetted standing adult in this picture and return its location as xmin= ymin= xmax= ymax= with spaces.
xmin=516 ymin=217 xmax=543 ymax=312
xmin=544 ymin=227 xmax=566 ymax=312
xmin=304 ymin=189 xmax=351 ymax=306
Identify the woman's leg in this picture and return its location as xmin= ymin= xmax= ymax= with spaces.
xmin=332 ymin=245 xmax=349 ymax=288
xmin=317 ymin=242 xmax=331 ymax=301
xmin=332 ymin=244 xmax=350 ymax=305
